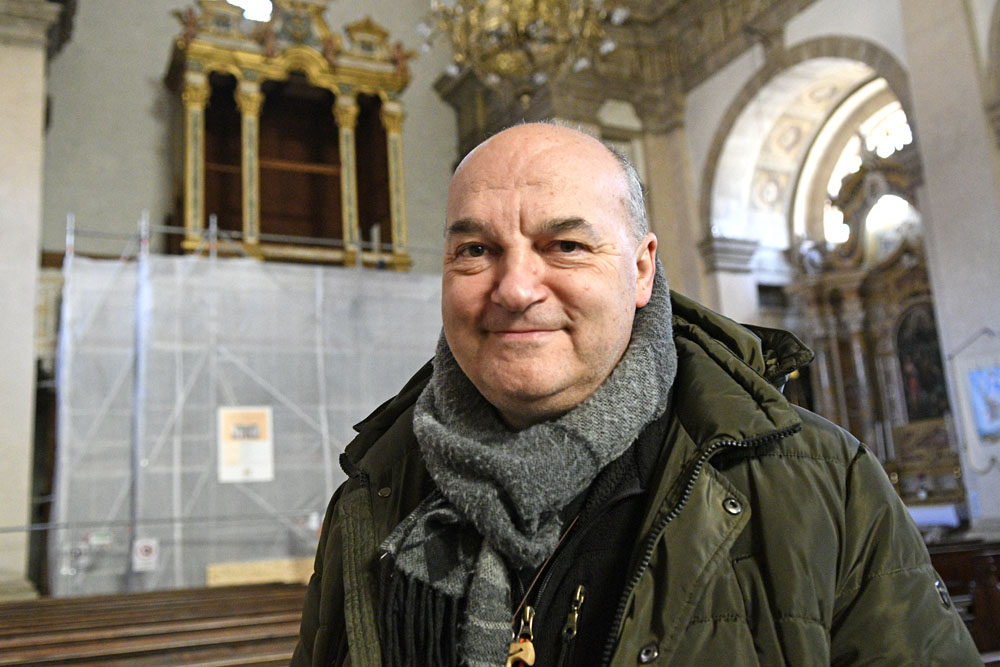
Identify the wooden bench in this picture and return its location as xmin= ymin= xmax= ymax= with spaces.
xmin=928 ymin=539 xmax=1000 ymax=655
xmin=0 ymin=583 xmax=305 ymax=665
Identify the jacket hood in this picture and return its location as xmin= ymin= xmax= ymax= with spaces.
xmin=669 ymin=290 xmax=814 ymax=384
xmin=668 ymin=290 xmax=809 ymax=449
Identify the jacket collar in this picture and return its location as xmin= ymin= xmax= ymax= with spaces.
xmin=668 ymin=290 xmax=806 ymax=453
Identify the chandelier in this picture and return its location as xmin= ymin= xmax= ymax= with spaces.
xmin=418 ymin=0 xmax=629 ymax=97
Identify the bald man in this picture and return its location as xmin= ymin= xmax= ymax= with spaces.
xmin=292 ymin=124 xmax=978 ymax=666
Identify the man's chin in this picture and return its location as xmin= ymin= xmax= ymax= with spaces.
xmin=480 ymin=382 xmax=584 ymax=429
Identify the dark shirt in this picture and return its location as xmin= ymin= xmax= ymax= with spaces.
xmin=510 ymin=412 xmax=671 ymax=665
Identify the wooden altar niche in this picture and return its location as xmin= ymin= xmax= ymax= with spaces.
xmin=165 ymin=0 xmax=413 ymax=268
xmin=786 ymin=147 xmax=966 ymax=507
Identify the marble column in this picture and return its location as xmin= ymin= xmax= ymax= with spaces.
xmin=0 ymin=0 xmax=60 ymax=599
xmin=181 ymin=71 xmax=210 ymax=245
xmin=236 ymin=79 xmax=264 ymax=249
xmin=380 ymin=99 xmax=409 ymax=269
xmin=787 ymin=280 xmax=839 ymax=422
xmin=901 ymin=0 xmax=1000 ymax=524
xmin=839 ymin=290 xmax=877 ymax=448
xmin=333 ymin=94 xmax=360 ymax=266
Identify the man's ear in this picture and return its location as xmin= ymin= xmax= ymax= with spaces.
xmin=635 ymin=233 xmax=657 ymax=308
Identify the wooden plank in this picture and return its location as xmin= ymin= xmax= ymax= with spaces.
xmin=0 ymin=584 xmax=304 ymax=666
xmin=0 ymin=589 xmax=304 ymax=636
xmin=0 ymin=612 xmax=300 ymax=650
xmin=0 ymin=620 xmax=299 ymax=665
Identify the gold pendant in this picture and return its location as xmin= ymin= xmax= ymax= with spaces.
xmin=507 ymin=638 xmax=536 ymax=667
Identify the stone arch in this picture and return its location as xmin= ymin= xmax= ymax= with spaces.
xmin=699 ymin=37 xmax=912 ymax=254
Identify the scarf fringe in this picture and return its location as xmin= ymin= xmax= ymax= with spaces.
xmin=380 ymin=558 xmax=461 ymax=667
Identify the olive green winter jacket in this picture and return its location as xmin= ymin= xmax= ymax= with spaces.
xmin=292 ymin=292 xmax=981 ymax=666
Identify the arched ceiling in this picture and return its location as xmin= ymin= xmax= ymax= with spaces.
xmin=711 ymin=57 xmax=877 ymax=249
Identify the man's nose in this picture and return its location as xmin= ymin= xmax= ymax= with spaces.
xmin=491 ymin=249 xmax=546 ymax=312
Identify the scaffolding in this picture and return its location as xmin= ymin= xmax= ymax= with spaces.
xmin=50 ymin=219 xmax=442 ymax=596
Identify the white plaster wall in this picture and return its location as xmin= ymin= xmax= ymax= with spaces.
xmin=683 ymin=45 xmax=763 ymax=197
xmin=714 ymin=272 xmax=760 ymax=326
xmin=785 ymin=0 xmax=909 ymax=67
xmin=901 ymin=0 xmax=1000 ymax=524
xmin=966 ymin=0 xmax=996 ymax=68
xmin=42 ymin=0 xmax=187 ymax=254
xmin=41 ymin=0 xmax=456 ymax=274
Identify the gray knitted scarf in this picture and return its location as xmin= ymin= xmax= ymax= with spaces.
xmin=379 ymin=264 xmax=676 ymax=667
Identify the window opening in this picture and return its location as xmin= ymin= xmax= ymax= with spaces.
xmin=822 ymin=101 xmax=913 ymax=245
xmin=229 ymin=0 xmax=272 ymax=22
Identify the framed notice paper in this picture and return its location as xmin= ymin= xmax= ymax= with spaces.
xmin=967 ymin=364 xmax=1000 ymax=438
xmin=217 ymin=406 xmax=274 ymax=483
xmin=952 ymin=350 xmax=1000 ymax=474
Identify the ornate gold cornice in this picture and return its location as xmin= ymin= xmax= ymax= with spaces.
xmin=167 ymin=3 xmax=410 ymax=99
xmin=436 ymin=0 xmax=821 ymax=138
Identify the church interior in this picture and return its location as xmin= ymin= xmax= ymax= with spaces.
xmin=2 ymin=0 xmax=1000 ymax=662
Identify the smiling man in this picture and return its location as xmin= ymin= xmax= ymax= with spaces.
xmin=292 ymin=123 xmax=979 ymax=666
xmin=441 ymin=126 xmax=656 ymax=428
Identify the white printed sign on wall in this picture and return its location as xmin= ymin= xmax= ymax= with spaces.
xmin=217 ymin=406 xmax=274 ymax=483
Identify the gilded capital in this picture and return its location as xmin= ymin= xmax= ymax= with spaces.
xmin=236 ymin=88 xmax=264 ymax=117
xmin=333 ymin=97 xmax=359 ymax=129
xmin=380 ymin=102 xmax=405 ymax=134
xmin=182 ymin=81 xmax=211 ymax=109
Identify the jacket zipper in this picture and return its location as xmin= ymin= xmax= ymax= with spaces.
xmin=556 ymin=584 xmax=587 ymax=666
xmin=599 ymin=423 xmax=801 ymax=666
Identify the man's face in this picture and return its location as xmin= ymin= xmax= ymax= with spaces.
xmin=441 ymin=125 xmax=657 ymax=429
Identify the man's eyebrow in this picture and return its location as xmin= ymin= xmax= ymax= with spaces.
xmin=445 ymin=219 xmax=487 ymax=238
xmin=445 ymin=216 xmax=601 ymax=241
xmin=539 ymin=217 xmax=601 ymax=242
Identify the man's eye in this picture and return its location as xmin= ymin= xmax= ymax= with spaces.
xmin=556 ymin=240 xmax=582 ymax=253
xmin=459 ymin=243 xmax=487 ymax=257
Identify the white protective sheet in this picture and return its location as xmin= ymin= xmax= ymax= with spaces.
xmin=51 ymin=255 xmax=441 ymax=595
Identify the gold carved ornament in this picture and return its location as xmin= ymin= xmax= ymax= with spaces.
xmin=418 ymin=0 xmax=629 ymax=103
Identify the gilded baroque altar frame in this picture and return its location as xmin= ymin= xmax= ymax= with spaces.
xmin=166 ymin=0 xmax=413 ymax=268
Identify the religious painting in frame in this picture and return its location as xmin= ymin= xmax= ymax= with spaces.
xmin=896 ymin=302 xmax=949 ymax=422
